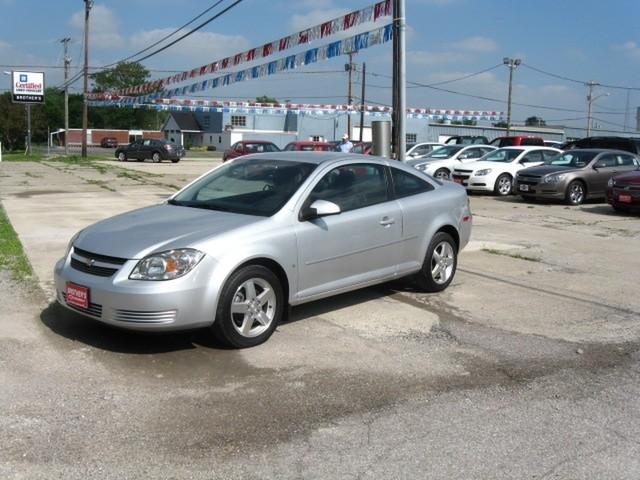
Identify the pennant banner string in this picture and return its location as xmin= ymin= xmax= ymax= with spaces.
xmin=99 ymin=0 xmax=391 ymax=97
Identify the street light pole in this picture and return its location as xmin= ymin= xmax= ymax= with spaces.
xmin=61 ymin=37 xmax=71 ymax=156
xmin=503 ymin=57 xmax=521 ymax=137
xmin=345 ymin=52 xmax=354 ymax=139
xmin=392 ymin=0 xmax=407 ymax=161
xmin=586 ymin=81 xmax=610 ymax=137
xmin=81 ymin=0 xmax=93 ymax=159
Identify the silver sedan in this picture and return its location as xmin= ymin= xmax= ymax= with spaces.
xmin=54 ymin=152 xmax=472 ymax=348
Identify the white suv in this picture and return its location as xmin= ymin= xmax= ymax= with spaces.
xmin=451 ymin=146 xmax=561 ymax=195
xmin=406 ymin=144 xmax=496 ymax=180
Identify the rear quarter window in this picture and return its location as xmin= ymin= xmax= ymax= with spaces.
xmin=390 ymin=167 xmax=435 ymax=198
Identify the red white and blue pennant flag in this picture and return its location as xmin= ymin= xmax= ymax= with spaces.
xmin=103 ymin=0 xmax=391 ymax=97
xmin=92 ymin=24 xmax=393 ymax=104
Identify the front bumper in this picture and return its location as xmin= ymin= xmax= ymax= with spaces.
xmin=53 ymin=252 xmax=219 ymax=331
xmin=452 ymin=173 xmax=493 ymax=192
xmin=514 ymin=179 xmax=566 ymax=199
xmin=607 ymin=186 xmax=640 ymax=209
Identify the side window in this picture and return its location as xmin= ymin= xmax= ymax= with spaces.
xmin=234 ymin=143 xmax=243 ymax=152
xmin=391 ymin=168 xmax=434 ymax=198
xmin=466 ymin=148 xmax=483 ymax=158
xmin=307 ymin=164 xmax=389 ymax=212
xmin=481 ymin=148 xmax=494 ymax=156
xmin=521 ymin=151 xmax=543 ymax=163
xmin=284 ymin=143 xmax=294 ymax=151
xmin=616 ymin=154 xmax=636 ymax=166
xmin=542 ymin=150 xmax=558 ymax=162
xmin=597 ymin=154 xmax=617 ymax=168
xmin=143 ymin=140 xmax=152 ymax=147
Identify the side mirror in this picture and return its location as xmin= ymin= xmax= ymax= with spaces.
xmin=593 ymin=162 xmax=606 ymax=170
xmin=299 ymin=200 xmax=341 ymax=221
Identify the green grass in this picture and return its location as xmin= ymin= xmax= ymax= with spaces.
xmin=482 ymin=248 xmax=541 ymax=263
xmin=0 ymin=205 xmax=35 ymax=281
xmin=2 ymin=152 xmax=108 ymax=163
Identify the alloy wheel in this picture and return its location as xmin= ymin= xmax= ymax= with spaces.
xmin=569 ymin=183 xmax=584 ymax=204
xmin=230 ymin=278 xmax=277 ymax=338
xmin=431 ymin=241 xmax=455 ymax=285
xmin=435 ymin=169 xmax=450 ymax=180
xmin=497 ymin=176 xmax=512 ymax=195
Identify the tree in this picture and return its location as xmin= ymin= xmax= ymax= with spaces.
xmin=91 ymin=62 xmax=150 ymax=92
xmin=493 ymin=121 xmax=508 ymax=128
xmin=525 ymin=116 xmax=546 ymax=127
xmin=89 ymin=62 xmax=162 ymax=130
xmin=255 ymin=95 xmax=278 ymax=104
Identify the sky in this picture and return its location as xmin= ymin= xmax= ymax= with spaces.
xmin=1 ymin=0 xmax=640 ymax=131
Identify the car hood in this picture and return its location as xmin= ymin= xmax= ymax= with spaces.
xmin=518 ymin=165 xmax=579 ymax=176
xmin=613 ymin=169 xmax=640 ymax=184
xmin=74 ymin=204 xmax=263 ymax=259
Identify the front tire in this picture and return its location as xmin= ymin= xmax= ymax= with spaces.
xmin=211 ymin=265 xmax=284 ymax=348
xmin=414 ymin=232 xmax=458 ymax=293
xmin=434 ymin=168 xmax=450 ymax=180
xmin=565 ymin=180 xmax=585 ymax=205
xmin=494 ymin=173 xmax=513 ymax=196
xmin=117 ymin=151 xmax=127 ymax=162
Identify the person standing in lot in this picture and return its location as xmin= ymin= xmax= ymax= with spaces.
xmin=339 ymin=134 xmax=354 ymax=153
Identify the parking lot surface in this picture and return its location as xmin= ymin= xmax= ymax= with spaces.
xmin=1 ymin=159 xmax=639 ymax=479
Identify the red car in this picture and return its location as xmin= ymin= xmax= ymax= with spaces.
xmin=489 ymin=136 xmax=544 ymax=147
xmin=283 ymin=141 xmax=335 ymax=152
xmin=606 ymin=169 xmax=640 ymax=212
xmin=351 ymin=141 xmax=373 ymax=155
xmin=223 ymin=140 xmax=280 ymax=162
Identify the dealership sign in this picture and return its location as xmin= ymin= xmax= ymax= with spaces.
xmin=11 ymin=71 xmax=45 ymax=103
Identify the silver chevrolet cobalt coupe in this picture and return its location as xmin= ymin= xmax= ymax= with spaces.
xmin=55 ymin=152 xmax=472 ymax=348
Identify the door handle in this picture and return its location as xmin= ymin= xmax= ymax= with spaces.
xmin=379 ymin=217 xmax=395 ymax=227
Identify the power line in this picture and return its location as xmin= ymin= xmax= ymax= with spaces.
xmin=409 ymin=64 xmax=503 ymax=88
xmin=133 ymin=0 xmax=245 ymax=64
xmin=101 ymin=0 xmax=227 ymax=68
xmin=59 ymin=0 xmax=245 ymax=90
xmin=521 ymin=63 xmax=640 ymax=91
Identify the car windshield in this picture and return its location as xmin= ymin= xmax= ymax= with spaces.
xmin=170 ymin=158 xmax=317 ymax=217
xmin=544 ymin=151 xmax=597 ymax=168
xmin=483 ymin=148 xmax=524 ymax=163
xmin=424 ymin=145 xmax=464 ymax=159
xmin=245 ymin=143 xmax=279 ymax=153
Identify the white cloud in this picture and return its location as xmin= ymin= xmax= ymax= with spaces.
xmin=290 ymin=8 xmax=349 ymax=31
xmin=612 ymin=41 xmax=640 ymax=60
xmin=69 ymin=4 xmax=124 ymax=49
xmin=451 ymin=36 xmax=498 ymax=53
xmin=129 ymin=29 xmax=250 ymax=68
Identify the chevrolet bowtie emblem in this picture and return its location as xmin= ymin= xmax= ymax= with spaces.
xmin=85 ymin=258 xmax=96 ymax=267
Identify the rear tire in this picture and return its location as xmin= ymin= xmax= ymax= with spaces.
xmin=565 ymin=180 xmax=585 ymax=205
xmin=211 ymin=265 xmax=284 ymax=348
xmin=414 ymin=232 xmax=458 ymax=293
xmin=494 ymin=174 xmax=513 ymax=196
xmin=152 ymin=152 xmax=161 ymax=163
xmin=117 ymin=151 xmax=127 ymax=162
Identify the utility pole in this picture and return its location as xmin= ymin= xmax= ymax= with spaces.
xmin=345 ymin=52 xmax=354 ymax=139
xmin=61 ymin=37 xmax=71 ymax=155
xmin=81 ymin=0 xmax=93 ymax=159
xmin=359 ymin=62 xmax=366 ymax=142
xmin=585 ymin=81 xmax=609 ymax=137
xmin=392 ymin=0 xmax=406 ymax=161
xmin=503 ymin=57 xmax=521 ymax=136
xmin=624 ymin=89 xmax=630 ymax=132
xmin=25 ymin=104 xmax=32 ymax=155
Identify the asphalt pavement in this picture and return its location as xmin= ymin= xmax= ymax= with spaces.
xmin=1 ymin=158 xmax=639 ymax=479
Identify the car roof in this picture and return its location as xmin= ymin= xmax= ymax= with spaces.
xmin=240 ymin=151 xmax=391 ymax=166
xmin=566 ymin=148 xmax=636 ymax=154
xmin=289 ymin=141 xmax=331 ymax=145
xmin=241 ymin=140 xmax=275 ymax=144
xmin=496 ymin=146 xmax=559 ymax=151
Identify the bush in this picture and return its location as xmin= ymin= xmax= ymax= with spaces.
xmin=206 ymin=146 xmax=217 ymax=151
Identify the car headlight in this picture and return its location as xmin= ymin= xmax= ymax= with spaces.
xmin=129 ymin=249 xmax=205 ymax=281
xmin=544 ymin=174 xmax=566 ymax=184
xmin=475 ymin=168 xmax=492 ymax=176
xmin=607 ymin=177 xmax=615 ymax=187
xmin=65 ymin=230 xmax=82 ymax=258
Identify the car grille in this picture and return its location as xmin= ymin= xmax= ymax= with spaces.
xmin=113 ymin=309 xmax=177 ymax=324
xmin=452 ymin=169 xmax=472 ymax=186
xmin=517 ymin=174 xmax=542 ymax=186
xmin=70 ymin=247 xmax=128 ymax=277
xmin=615 ymin=184 xmax=640 ymax=192
xmin=61 ymin=292 xmax=103 ymax=319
